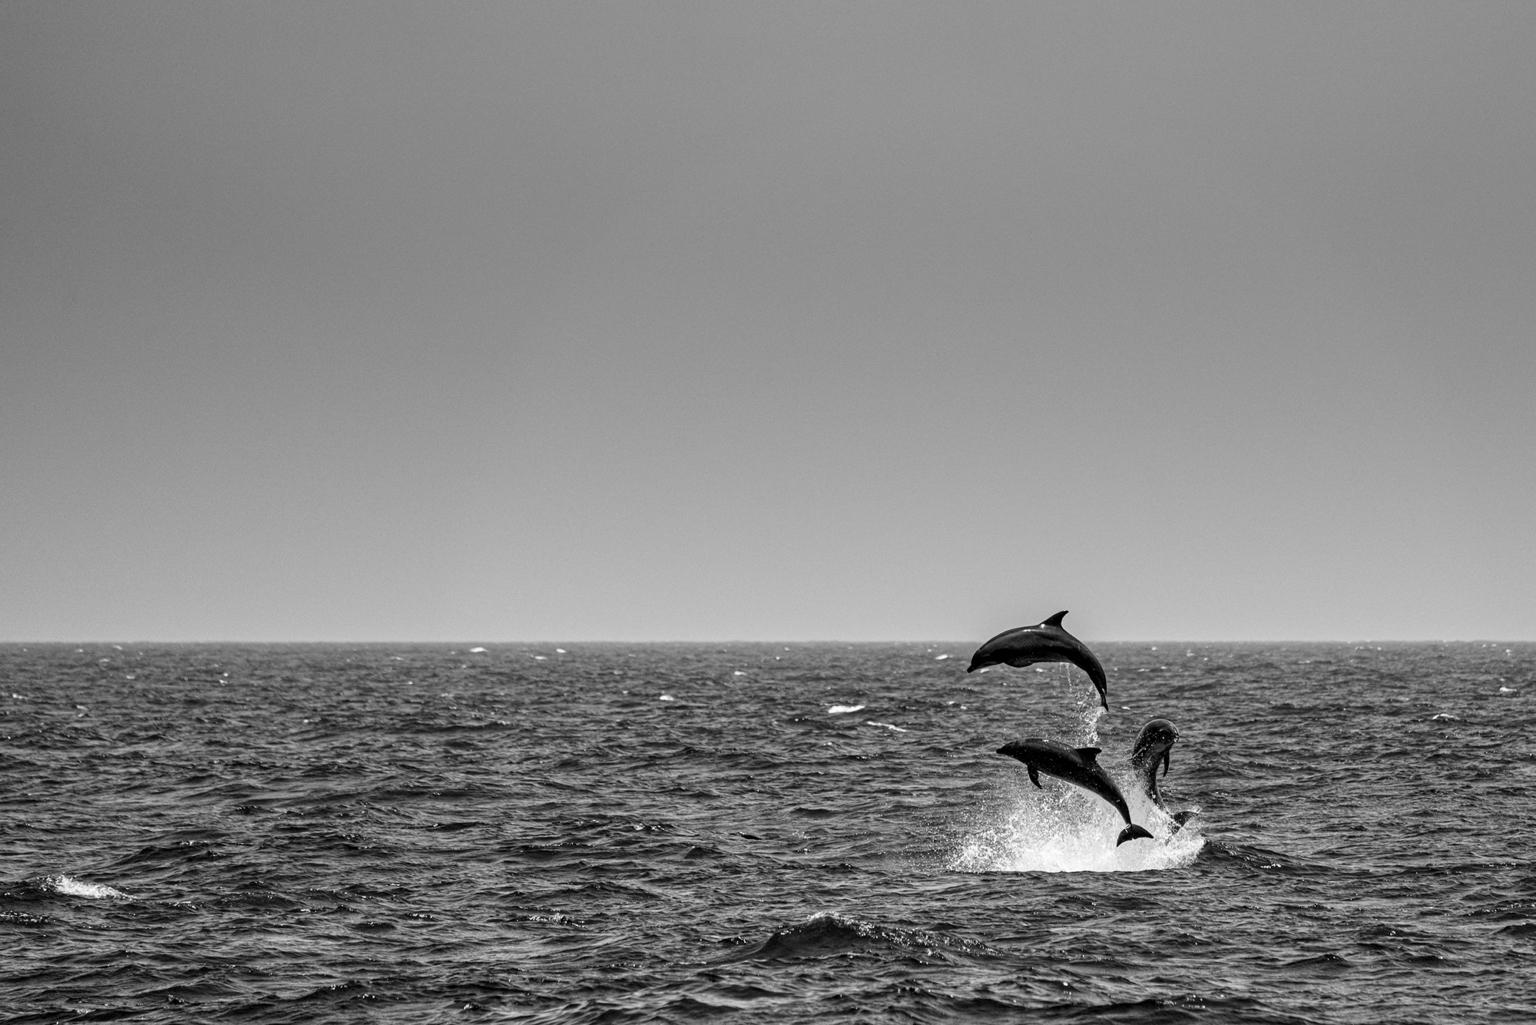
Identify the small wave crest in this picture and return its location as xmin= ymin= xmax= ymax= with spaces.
xmin=43 ymin=874 xmax=132 ymax=900
xmin=723 ymin=911 xmax=987 ymax=964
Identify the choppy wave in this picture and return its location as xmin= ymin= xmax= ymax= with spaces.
xmin=724 ymin=910 xmax=995 ymax=964
xmin=1 ymin=641 xmax=1532 ymax=1024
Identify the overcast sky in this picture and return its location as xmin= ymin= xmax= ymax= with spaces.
xmin=3 ymin=2 xmax=1532 ymax=643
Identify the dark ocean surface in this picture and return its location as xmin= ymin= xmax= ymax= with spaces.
xmin=2 ymin=641 xmax=1532 ymax=1023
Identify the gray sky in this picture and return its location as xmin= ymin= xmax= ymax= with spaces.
xmin=4 ymin=2 xmax=1532 ymax=642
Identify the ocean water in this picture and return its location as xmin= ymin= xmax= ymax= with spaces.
xmin=1 ymin=640 xmax=1532 ymax=1023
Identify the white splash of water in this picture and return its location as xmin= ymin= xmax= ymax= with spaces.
xmin=949 ymin=780 xmax=1204 ymax=874
xmin=827 ymin=704 xmax=865 ymax=715
xmin=1014 ymin=664 xmax=1103 ymax=746
xmin=1076 ymin=702 xmax=1104 ymax=747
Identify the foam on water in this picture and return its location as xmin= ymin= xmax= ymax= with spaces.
xmin=44 ymin=874 xmax=131 ymax=900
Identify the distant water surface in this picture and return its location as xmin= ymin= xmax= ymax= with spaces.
xmin=2 ymin=641 xmax=1533 ymax=1023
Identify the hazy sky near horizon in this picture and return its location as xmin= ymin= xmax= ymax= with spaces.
xmin=4 ymin=2 xmax=1533 ymax=643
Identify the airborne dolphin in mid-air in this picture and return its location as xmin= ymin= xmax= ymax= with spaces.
xmin=997 ymin=739 xmax=1154 ymax=846
xmin=1130 ymin=718 xmax=1196 ymax=829
xmin=967 ymin=611 xmax=1109 ymax=710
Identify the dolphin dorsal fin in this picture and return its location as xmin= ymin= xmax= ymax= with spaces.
xmin=1075 ymin=746 xmax=1102 ymax=763
xmin=1041 ymin=611 xmax=1069 ymax=628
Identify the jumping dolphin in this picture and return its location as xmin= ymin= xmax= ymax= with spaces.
xmin=967 ymin=611 xmax=1109 ymax=710
xmin=997 ymin=739 xmax=1154 ymax=846
xmin=1129 ymin=718 xmax=1196 ymax=829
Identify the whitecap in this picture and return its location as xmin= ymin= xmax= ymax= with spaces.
xmin=46 ymin=875 xmax=130 ymax=900
xmin=827 ymin=704 xmax=865 ymax=715
xmin=468 ymin=646 xmax=487 ymax=654
xmin=865 ymin=721 xmax=907 ymax=733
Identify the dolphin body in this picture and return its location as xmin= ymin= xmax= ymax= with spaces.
xmin=1129 ymin=718 xmax=1196 ymax=829
xmin=967 ymin=611 xmax=1109 ymax=710
xmin=997 ymin=739 xmax=1154 ymax=846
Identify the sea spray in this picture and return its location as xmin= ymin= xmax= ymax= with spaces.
xmin=950 ymin=773 xmax=1203 ymax=874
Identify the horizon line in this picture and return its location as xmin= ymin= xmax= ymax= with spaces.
xmin=2 ymin=637 xmax=1529 ymax=646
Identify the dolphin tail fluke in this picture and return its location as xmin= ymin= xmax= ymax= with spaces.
xmin=1116 ymin=824 xmax=1154 ymax=846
